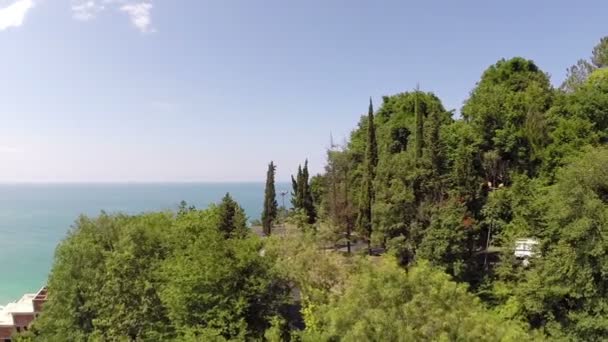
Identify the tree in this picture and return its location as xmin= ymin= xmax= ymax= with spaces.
xmin=30 ymin=205 xmax=289 ymax=341
xmin=300 ymin=258 xmax=540 ymax=341
xmin=301 ymin=161 xmax=316 ymax=224
xmin=508 ymin=148 xmax=608 ymax=340
xmin=420 ymin=103 xmax=449 ymax=202
xmin=462 ymin=57 xmax=553 ymax=177
xmin=217 ymin=193 xmax=248 ymax=238
xmin=325 ymin=149 xmax=356 ymax=253
xmin=541 ymin=67 xmax=608 ymax=179
xmin=415 ymin=88 xmax=424 ymax=160
xmin=357 ymin=98 xmax=378 ymax=253
xmin=261 ymin=161 xmax=278 ymax=235
xmin=160 ymin=210 xmax=289 ymax=340
xmin=560 ymin=59 xmax=595 ymax=93
xmin=367 ymin=98 xmax=379 ymax=170
xmin=292 ymin=160 xmax=316 ymax=224
xmin=560 ymin=36 xmax=608 ymax=92
xmin=591 ymin=36 xmax=608 ymax=68
xmin=29 ymin=213 xmax=176 ymax=340
xmin=291 ymin=165 xmax=303 ymax=209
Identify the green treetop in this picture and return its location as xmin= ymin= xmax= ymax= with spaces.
xmin=218 ymin=192 xmax=248 ymax=238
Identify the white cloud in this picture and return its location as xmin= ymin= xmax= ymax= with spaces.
xmin=120 ymin=2 xmax=153 ymax=33
xmin=0 ymin=0 xmax=35 ymax=31
xmin=71 ymin=0 xmax=105 ymax=21
xmin=70 ymin=0 xmax=154 ymax=33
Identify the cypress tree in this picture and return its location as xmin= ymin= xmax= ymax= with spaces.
xmin=302 ymin=160 xmax=316 ymax=224
xmin=291 ymin=165 xmax=303 ymax=209
xmin=291 ymin=160 xmax=316 ymax=224
xmin=424 ymin=104 xmax=445 ymax=202
xmin=415 ymin=87 xmax=424 ymax=160
xmin=261 ymin=161 xmax=278 ymax=235
xmin=357 ymin=98 xmax=378 ymax=253
xmin=368 ymin=98 xmax=379 ymax=171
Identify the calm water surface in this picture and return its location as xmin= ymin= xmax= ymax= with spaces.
xmin=0 ymin=182 xmax=289 ymax=304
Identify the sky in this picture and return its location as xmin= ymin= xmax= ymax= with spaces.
xmin=0 ymin=0 xmax=606 ymax=182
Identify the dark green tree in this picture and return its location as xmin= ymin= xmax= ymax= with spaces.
xmin=415 ymin=88 xmax=424 ymax=160
xmin=462 ymin=57 xmax=553 ymax=178
xmin=367 ymin=98 xmax=379 ymax=169
xmin=291 ymin=160 xmax=316 ymax=224
xmin=261 ymin=161 xmax=278 ymax=235
xmin=218 ymin=193 xmax=248 ymax=238
xmin=357 ymin=98 xmax=378 ymax=252
xmin=291 ymin=165 xmax=303 ymax=209
xmin=422 ymin=103 xmax=448 ymax=202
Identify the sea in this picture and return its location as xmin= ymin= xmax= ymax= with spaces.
xmin=0 ymin=182 xmax=290 ymax=305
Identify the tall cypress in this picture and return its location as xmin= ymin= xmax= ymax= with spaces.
xmin=425 ymin=104 xmax=445 ymax=201
xmin=368 ymin=98 xmax=379 ymax=171
xmin=415 ymin=88 xmax=424 ymax=160
xmin=291 ymin=165 xmax=303 ymax=209
xmin=261 ymin=161 xmax=278 ymax=235
xmin=357 ymin=98 xmax=378 ymax=253
xmin=302 ymin=160 xmax=316 ymax=224
xmin=291 ymin=160 xmax=316 ymax=224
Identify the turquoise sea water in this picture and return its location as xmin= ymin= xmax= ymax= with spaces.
xmin=0 ymin=182 xmax=289 ymax=305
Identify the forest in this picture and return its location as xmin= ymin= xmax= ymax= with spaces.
xmin=15 ymin=36 xmax=608 ymax=341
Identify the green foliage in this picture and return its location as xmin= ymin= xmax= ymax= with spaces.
xmin=415 ymin=90 xmax=424 ymax=159
xmin=356 ymin=98 xmax=380 ymax=252
xmin=417 ymin=200 xmax=476 ymax=279
xmin=30 ymin=204 xmax=288 ymax=341
xmin=309 ymin=173 xmax=327 ymax=218
xmin=591 ymin=36 xmax=608 ymax=68
xmin=309 ymin=36 xmax=608 ymax=340
xmin=262 ymin=161 xmax=278 ymax=235
xmin=292 ymin=160 xmax=317 ymax=224
xmin=462 ymin=57 xmax=553 ymax=176
xmin=509 ymin=148 xmax=608 ymax=340
xmin=560 ymin=35 xmax=607 ymax=92
xmin=161 ymin=210 xmax=287 ymax=339
xmin=300 ymin=258 xmax=540 ymax=341
xmin=217 ymin=192 xmax=248 ymax=238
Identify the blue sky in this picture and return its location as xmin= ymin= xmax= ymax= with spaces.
xmin=0 ymin=0 xmax=606 ymax=182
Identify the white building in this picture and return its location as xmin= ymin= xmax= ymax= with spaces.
xmin=514 ymin=238 xmax=539 ymax=266
xmin=0 ymin=287 xmax=47 ymax=341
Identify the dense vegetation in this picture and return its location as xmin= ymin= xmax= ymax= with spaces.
xmin=16 ymin=36 xmax=608 ymax=341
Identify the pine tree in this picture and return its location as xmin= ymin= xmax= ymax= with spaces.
xmin=261 ymin=161 xmax=278 ymax=235
xmin=357 ymin=98 xmax=378 ymax=253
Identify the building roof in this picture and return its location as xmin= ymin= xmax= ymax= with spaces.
xmin=0 ymin=288 xmax=45 ymax=327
